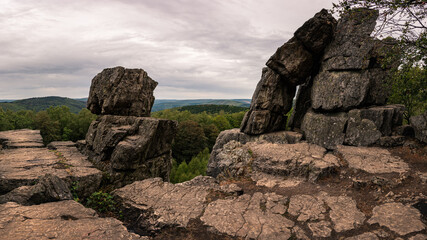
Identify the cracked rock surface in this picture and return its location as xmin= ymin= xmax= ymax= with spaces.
xmin=0 ymin=130 xmax=101 ymax=196
xmin=0 ymin=200 xmax=144 ymax=239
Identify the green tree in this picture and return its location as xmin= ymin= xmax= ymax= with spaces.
xmin=0 ymin=107 xmax=13 ymax=131
xmin=170 ymin=148 xmax=210 ymax=183
xmin=35 ymin=111 xmax=61 ymax=144
xmin=202 ymin=124 xmax=220 ymax=151
xmin=389 ymin=66 xmax=427 ymax=122
xmin=212 ymin=114 xmax=232 ymax=131
xmin=172 ymin=120 xmax=207 ymax=163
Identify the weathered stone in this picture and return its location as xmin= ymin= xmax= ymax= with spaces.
xmin=0 ymin=129 xmax=44 ymax=148
xmin=251 ymin=172 xmax=303 ymax=188
xmin=250 ymin=142 xmax=340 ymax=181
xmin=308 ymin=221 xmax=332 ymax=238
xmin=240 ymin=67 xmax=295 ymax=135
xmin=0 ymin=201 xmax=143 ymax=239
xmin=345 ymin=109 xmax=382 ymax=146
xmin=81 ymin=115 xmax=177 ymax=187
xmin=87 ymin=66 xmax=157 ymax=116
xmin=288 ymin=194 xmax=326 ymax=222
xmin=208 ymin=128 xmax=303 ymax=177
xmin=337 ymin=145 xmax=409 ymax=174
xmin=312 ymin=70 xmax=371 ymax=111
xmin=410 ymin=111 xmax=427 ymax=143
xmin=0 ymin=174 xmax=72 ymax=205
xmin=378 ymin=136 xmax=405 ymax=147
xmin=47 ymin=141 xmax=76 ymax=149
xmin=294 ymin=9 xmax=337 ymax=54
xmin=0 ymin=130 xmax=101 ymax=197
xmin=301 ymin=111 xmax=348 ymax=150
xmin=322 ymin=8 xmax=379 ymax=71
xmin=368 ymin=202 xmax=425 ymax=236
xmin=266 ymin=37 xmax=314 ymax=84
xmin=292 ymin=226 xmax=311 ymax=240
xmin=323 ymin=195 xmax=366 ymax=232
xmin=393 ymin=125 xmax=415 ymax=137
xmin=410 ymin=234 xmax=427 ymax=240
xmin=113 ymin=178 xmax=215 ymax=233
xmin=345 ymin=232 xmax=379 ymax=240
xmin=201 ymin=192 xmax=294 ymax=240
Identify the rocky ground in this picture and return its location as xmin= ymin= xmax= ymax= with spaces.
xmin=0 ymin=129 xmax=426 ymax=240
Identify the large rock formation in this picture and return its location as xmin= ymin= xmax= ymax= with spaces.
xmin=80 ymin=67 xmax=177 ymax=187
xmin=87 ymin=66 xmax=157 ymax=117
xmin=240 ymin=9 xmax=337 ymax=135
xmin=410 ymin=110 xmax=427 ymax=143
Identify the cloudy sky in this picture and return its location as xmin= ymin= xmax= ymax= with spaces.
xmin=0 ymin=0 xmax=337 ymax=100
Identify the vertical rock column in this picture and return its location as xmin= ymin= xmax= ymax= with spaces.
xmin=240 ymin=9 xmax=336 ymax=135
xmin=80 ymin=66 xmax=177 ymax=187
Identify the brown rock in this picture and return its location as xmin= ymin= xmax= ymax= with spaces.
xmin=87 ymin=66 xmax=157 ymax=117
xmin=0 ymin=201 xmax=143 ymax=239
xmin=0 ymin=129 xmax=44 ymax=148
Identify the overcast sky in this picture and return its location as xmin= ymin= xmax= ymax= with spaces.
xmin=0 ymin=0 xmax=337 ymax=100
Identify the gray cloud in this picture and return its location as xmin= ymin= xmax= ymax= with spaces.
xmin=0 ymin=0 xmax=336 ymax=99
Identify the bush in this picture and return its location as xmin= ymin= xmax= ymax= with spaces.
xmin=86 ymin=191 xmax=116 ymax=213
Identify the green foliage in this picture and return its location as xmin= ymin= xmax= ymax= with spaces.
xmin=177 ymin=104 xmax=248 ymax=114
xmin=170 ymin=148 xmax=210 ymax=183
xmin=153 ymin=107 xmax=247 ymax=163
xmin=0 ymin=96 xmax=86 ymax=114
xmin=71 ymin=181 xmax=80 ymax=202
xmin=172 ymin=120 xmax=207 ymax=163
xmin=86 ymin=191 xmax=116 ymax=213
xmin=0 ymin=106 xmax=96 ymax=144
xmin=388 ymin=66 xmax=427 ymax=122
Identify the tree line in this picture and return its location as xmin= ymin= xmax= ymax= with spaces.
xmin=0 ymin=106 xmax=96 ymax=144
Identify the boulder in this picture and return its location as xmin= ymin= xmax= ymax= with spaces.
xmin=87 ymin=66 xmax=157 ymax=117
xmin=240 ymin=67 xmax=295 ymax=134
xmin=410 ymin=111 xmax=427 ymax=143
xmin=301 ymin=111 xmax=348 ymax=150
xmin=0 ymin=174 xmax=72 ymax=205
xmin=81 ymin=115 xmax=177 ymax=187
xmin=207 ymin=129 xmax=302 ymax=177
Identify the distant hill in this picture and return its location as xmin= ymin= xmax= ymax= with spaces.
xmin=151 ymin=99 xmax=251 ymax=112
xmin=0 ymin=97 xmax=251 ymax=114
xmin=0 ymin=96 xmax=86 ymax=114
xmin=175 ymin=104 xmax=248 ymax=114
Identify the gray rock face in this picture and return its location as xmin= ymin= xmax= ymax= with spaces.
xmin=0 ymin=174 xmax=72 ymax=205
xmin=410 ymin=111 xmax=427 ymax=143
xmin=240 ymin=9 xmax=336 ymax=135
xmin=240 ymin=67 xmax=295 ymax=135
xmin=301 ymin=111 xmax=348 ymax=149
xmin=0 ymin=201 xmax=143 ymax=239
xmin=87 ymin=66 xmax=157 ymax=117
xmin=0 ymin=130 xmax=101 ymax=197
xmin=368 ymin=202 xmax=425 ymax=236
xmin=81 ymin=115 xmax=177 ymax=187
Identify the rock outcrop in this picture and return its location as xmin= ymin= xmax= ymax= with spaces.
xmin=80 ymin=67 xmax=177 ymax=187
xmin=87 ymin=66 xmax=157 ymax=117
xmin=240 ymin=9 xmax=336 ymax=135
xmin=0 ymin=130 xmax=101 ymax=197
xmin=410 ymin=110 xmax=427 ymax=143
xmin=0 ymin=200 xmax=144 ymax=239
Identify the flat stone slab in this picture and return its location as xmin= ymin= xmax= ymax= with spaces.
xmin=0 ymin=143 xmax=101 ymax=197
xmin=337 ymin=145 xmax=410 ymax=174
xmin=0 ymin=200 xmax=144 ymax=239
xmin=368 ymin=202 xmax=425 ymax=236
xmin=0 ymin=129 xmax=44 ymax=148
xmin=113 ymin=177 xmax=219 ymax=233
xmin=201 ymin=192 xmax=294 ymax=240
